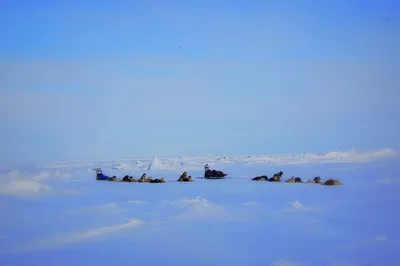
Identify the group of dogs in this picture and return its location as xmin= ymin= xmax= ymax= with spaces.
xmin=95 ymin=169 xmax=193 ymax=183
xmin=95 ymin=167 xmax=343 ymax=186
xmin=118 ymin=173 xmax=165 ymax=183
xmin=252 ymin=171 xmax=343 ymax=185
xmin=105 ymin=172 xmax=195 ymax=183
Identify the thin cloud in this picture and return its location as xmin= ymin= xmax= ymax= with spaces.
xmin=376 ymin=177 xmax=400 ymax=184
xmin=31 ymin=171 xmax=52 ymax=180
xmin=0 ymin=178 xmax=51 ymax=197
xmin=171 ymin=196 xmax=247 ymax=222
xmin=60 ymin=219 xmax=143 ymax=243
xmin=0 ymin=170 xmax=52 ymax=197
xmin=243 ymin=202 xmax=259 ymax=206
xmin=270 ymin=258 xmax=303 ymax=266
xmin=127 ymin=200 xmax=148 ymax=205
xmin=10 ymin=218 xmax=144 ymax=253
xmin=61 ymin=189 xmax=83 ymax=195
xmin=277 ymin=200 xmax=318 ymax=214
xmin=67 ymin=202 xmax=128 ymax=214
xmin=375 ymin=235 xmax=388 ymax=241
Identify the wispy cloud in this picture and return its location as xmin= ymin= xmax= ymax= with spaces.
xmin=270 ymin=258 xmax=303 ymax=266
xmin=0 ymin=169 xmax=81 ymax=197
xmin=67 ymin=202 xmax=128 ymax=214
xmin=0 ymin=174 xmax=51 ymax=197
xmin=61 ymin=189 xmax=83 ymax=195
xmin=277 ymin=200 xmax=318 ymax=214
xmin=171 ymin=196 xmax=246 ymax=222
xmin=344 ymin=234 xmax=395 ymax=251
xmin=329 ymin=261 xmax=356 ymax=266
xmin=31 ymin=170 xmax=72 ymax=180
xmin=31 ymin=171 xmax=51 ymax=180
xmin=11 ymin=218 xmax=144 ymax=253
xmin=243 ymin=202 xmax=259 ymax=206
xmin=60 ymin=219 xmax=143 ymax=243
xmin=127 ymin=200 xmax=148 ymax=205
xmin=374 ymin=235 xmax=388 ymax=241
xmin=376 ymin=177 xmax=400 ymax=184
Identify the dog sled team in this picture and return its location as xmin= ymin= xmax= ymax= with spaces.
xmin=252 ymin=171 xmax=343 ymax=185
xmin=94 ymin=164 xmax=227 ymax=184
xmin=95 ymin=164 xmax=343 ymax=186
xmin=94 ymin=168 xmax=193 ymax=183
xmin=95 ymin=169 xmax=166 ymax=183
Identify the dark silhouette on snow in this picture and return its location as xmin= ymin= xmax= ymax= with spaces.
xmin=252 ymin=175 xmax=268 ymax=181
xmin=307 ymin=176 xmax=322 ymax=184
xmin=204 ymin=164 xmax=227 ymax=179
xmin=252 ymin=171 xmax=283 ymax=182
xmin=268 ymin=171 xmax=283 ymax=182
xmin=178 ymin=172 xmax=193 ymax=182
xmin=150 ymin=178 xmax=165 ymax=183
xmin=94 ymin=167 xmax=343 ymax=186
xmin=322 ymin=179 xmax=343 ymax=186
xmin=285 ymin=176 xmax=303 ymax=183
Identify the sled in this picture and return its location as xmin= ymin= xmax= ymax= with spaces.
xmin=203 ymin=164 xmax=228 ymax=179
xmin=93 ymin=168 xmax=110 ymax=181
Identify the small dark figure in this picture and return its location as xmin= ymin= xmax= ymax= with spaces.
xmin=252 ymin=175 xmax=268 ymax=181
xmin=322 ymin=179 xmax=343 ymax=186
xmin=139 ymin=173 xmax=147 ymax=183
xmin=150 ymin=177 xmax=165 ymax=183
xmin=108 ymin=176 xmax=118 ymax=181
xmin=285 ymin=176 xmax=297 ymax=183
xmin=178 ymin=172 xmax=192 ymax=182
xmin=294 ymin=177 xmax=303 ymax=183
xmin=308 ymin=176 xmax=322 ymax=184
xmin=268 ymin=171 xmax=283 ymax=182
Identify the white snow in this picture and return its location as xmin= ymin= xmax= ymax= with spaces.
xmin=0 ymin=170 xmax=51 ymax=197
xmin=0 ymin=148 xmax=399 ymax=265
xmin=147 ymin=155 xmax=163 ymax=170
xmin=36 ymin=148 xmax=398 ymax=173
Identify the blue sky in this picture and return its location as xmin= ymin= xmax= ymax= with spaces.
xmin=0 ymin=0 xmax=399 ymax=163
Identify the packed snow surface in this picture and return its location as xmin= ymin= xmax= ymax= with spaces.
xmin=1 ymin=148 xmax=400 ymax=266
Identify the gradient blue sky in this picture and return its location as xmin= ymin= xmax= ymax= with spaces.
xmin=0 ymin=0 xmax=399 ymax=163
